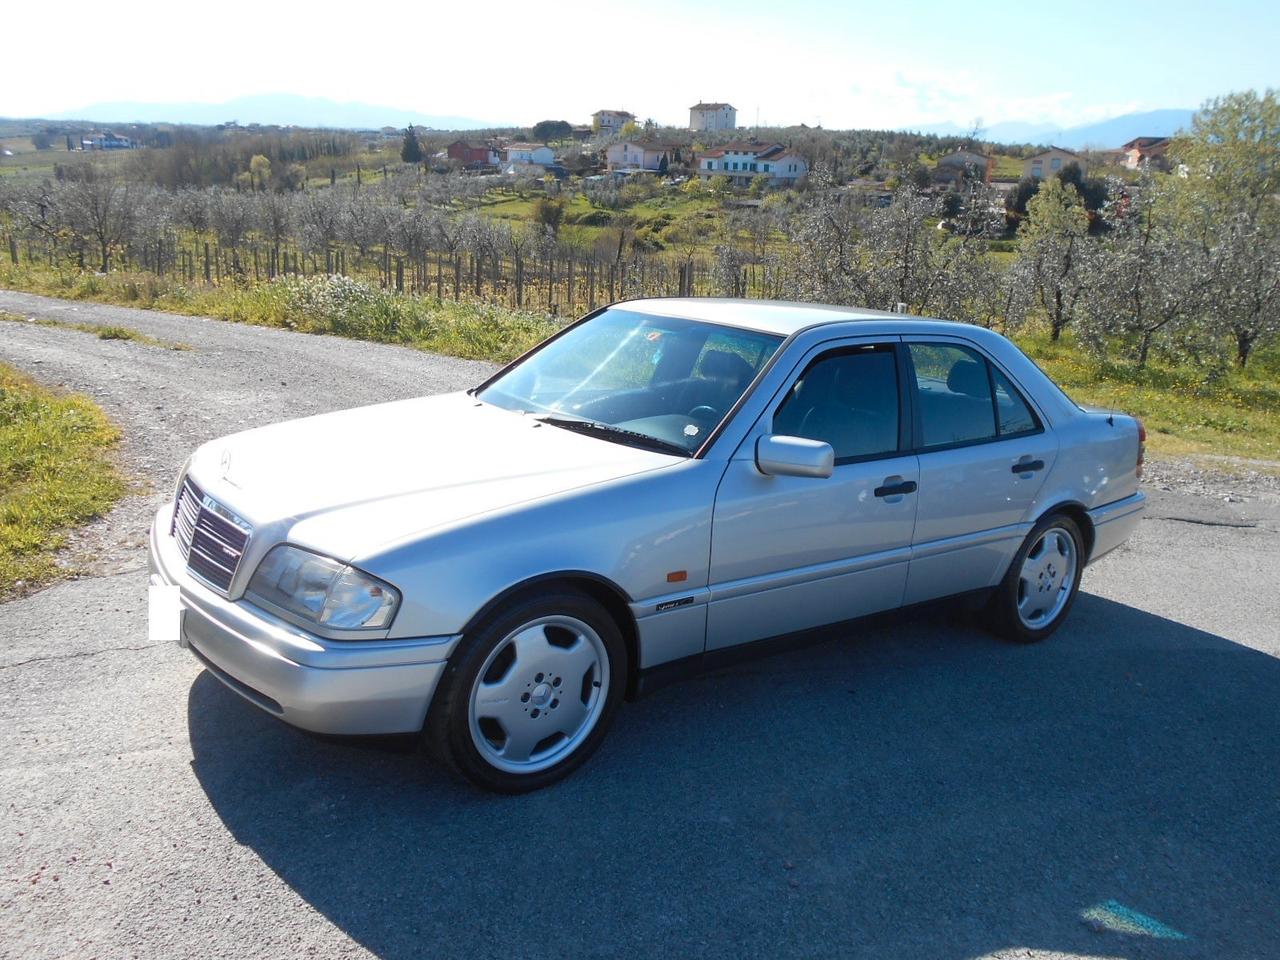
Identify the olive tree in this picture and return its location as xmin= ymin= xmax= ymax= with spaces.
xmin=254 ymin=190 xmax=294 ymax=249
xmin=174 ymin=187 xmax=211 ymax=239
xmin=295 ymin=188 xmax=344 ymax=254
xmin=780 ymin=166 xmax=867 ymax=304
xmin=1010 ymin=177 xmax=1094 ymax=341
xmin=1173 ymin=89 xmax=1280 ymax=366
xmin=209 ymin=188 xmax=253 ymax=253
xmin=1207 ymin=215 xmax=1280 ymax=367
xmin=1082 ymin=172 xmax=1209 ymax=366
xmin=859 ymin=184 xmax=951 ymax=313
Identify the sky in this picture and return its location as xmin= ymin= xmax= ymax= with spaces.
xmin=3 ymin=0 xmax=1278 ymax=129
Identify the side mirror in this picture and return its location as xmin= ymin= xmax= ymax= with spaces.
xmin=755 ymin=434 xmax=834 ymax=479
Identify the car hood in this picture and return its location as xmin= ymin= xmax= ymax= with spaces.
xmin=188 ymin=391 xmax=681 ymax=562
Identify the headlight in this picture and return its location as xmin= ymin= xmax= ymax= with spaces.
xmin=246 ymin=545 xmax=400 ymax=630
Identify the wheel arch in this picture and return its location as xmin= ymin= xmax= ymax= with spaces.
xmin=1033 ymin=500 xmax=1096 ymax=562
xmin=460 ymin=571 xmax=642 ymax=700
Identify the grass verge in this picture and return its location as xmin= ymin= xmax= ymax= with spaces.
xmin=0 ymin=363 xmax=125 ymax=596
xmin=1 ymin=264 xmax=563 ymax=364
xmin=1 ymin=311 xmax=192 ymax=349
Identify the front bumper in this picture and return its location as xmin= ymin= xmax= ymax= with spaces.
xmin=149 ymin=505 xmax=458 ymax=735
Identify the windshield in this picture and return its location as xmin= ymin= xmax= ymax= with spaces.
xmin=477 ymin=308 xmax=784 ymax=455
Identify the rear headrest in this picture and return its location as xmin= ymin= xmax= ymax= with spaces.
xmin=700 ymin=350 xmax=754 ymax=388
xmin=947 ymin=360 xmax=990 ymax=399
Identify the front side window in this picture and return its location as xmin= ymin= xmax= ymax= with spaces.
xmin=773 ymin=345 xmax=900 ymax=462
xmin=478 ymin=309 xmax=782 ymax=455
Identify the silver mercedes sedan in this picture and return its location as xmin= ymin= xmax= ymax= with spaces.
xmin=149 ymin=299 xmax=1146 ymax=792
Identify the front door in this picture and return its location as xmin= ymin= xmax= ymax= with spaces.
xmin=706 ymin=340 xmax=920 ymax=651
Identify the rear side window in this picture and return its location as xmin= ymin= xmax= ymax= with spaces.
xmin=909 ymin=344 xmax=997 ymax=447
xmin=992 ymin=367 xmax=1038 ymax=436
xmin=773 ymin=345 xmax=900 ymax=462
xmin=908 ymin=343 xmax=1042 ymax=449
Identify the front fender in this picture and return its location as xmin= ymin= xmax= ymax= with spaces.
xmin=358 ymin=459 xmax=724 ymax=641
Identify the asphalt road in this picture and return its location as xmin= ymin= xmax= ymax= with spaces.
xmin=2 ymin=290 xmax=1278 ymax=960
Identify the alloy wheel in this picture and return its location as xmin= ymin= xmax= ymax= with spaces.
xmin=467 ymin=615 xmax=610 ymax=774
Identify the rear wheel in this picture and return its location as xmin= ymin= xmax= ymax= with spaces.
xmin=426 ymin=591 xmax=626 ymax=793
xmin=986 ymin=514 xmax=1084 ymax=643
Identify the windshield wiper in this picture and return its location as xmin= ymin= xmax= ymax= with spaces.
xmin=535 ymin=416 xmax=692 ymax=457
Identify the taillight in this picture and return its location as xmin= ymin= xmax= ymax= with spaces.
xmin=1135 ymin=418 xmax=1146 ymax=480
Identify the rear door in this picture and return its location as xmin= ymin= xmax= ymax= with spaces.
xmin=901 ymin=338 xmax=1058 ymax=605
xmin=706 ymin=338 xmax=919 ymax=651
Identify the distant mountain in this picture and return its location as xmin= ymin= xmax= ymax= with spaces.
xmin=48 ymin=94 xmax=500 ymax=131
xmin=911 ymin=120 xmax=1058 ymax=143
xmin=1049 ymin=109 xmax=1195 ymax=149
xmin=906 ymin=109 xmax=1196 ymax=149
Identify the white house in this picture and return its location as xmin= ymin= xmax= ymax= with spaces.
xmin=592 ymin=110 xmax=635 ymax=135
xmin=605 ymin=140 xmax=679 ymax=172
xmin=82 ymin=132 xmax=132 ymax=150
xmin=697 ymin=141 xmax=807 ymax=186
xmin=503 ymin=143 xmax=555 ymax=166
xmin=689 ymin=102 xmax=737 ymax=132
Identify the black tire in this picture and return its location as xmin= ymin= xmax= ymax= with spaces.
xmin=425 ymin=590 xmax=627 ymax=793
xmin=985 ymin=513 xmax=1085 ymax=644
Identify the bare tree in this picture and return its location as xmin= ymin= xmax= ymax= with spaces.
xmin=57 ymin=174 xmax=140 ymax=272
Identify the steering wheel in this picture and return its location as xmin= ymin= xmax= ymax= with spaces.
xmin=688 ymin=405 xmax=720 ymax=423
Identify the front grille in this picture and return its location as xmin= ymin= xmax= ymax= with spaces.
xmin=171 ymin=476 xmax=251 ymax=594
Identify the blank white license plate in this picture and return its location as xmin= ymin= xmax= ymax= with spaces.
xmin=149 ymin=584 xmax=185 ymax=647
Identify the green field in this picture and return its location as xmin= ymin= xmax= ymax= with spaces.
xmin=1024 ymin=331 xmax=1280 ymax=461
xmin=990 ymin=154 xmax=1025 ymax=180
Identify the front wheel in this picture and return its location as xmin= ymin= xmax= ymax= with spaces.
xmin=426 ymin=591 xmax=626 ymax=793
xmin=985 ymin=514 xmax=1084 ymax=643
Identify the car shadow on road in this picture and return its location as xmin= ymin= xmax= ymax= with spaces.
xmin=187 ymin=593 xmax=1280 ymax=960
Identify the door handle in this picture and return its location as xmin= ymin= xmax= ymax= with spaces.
xmin=874 ymin=480 xmax=918 ymax=498
xmin=1011 ymin=459 xmax=1045 ymax=474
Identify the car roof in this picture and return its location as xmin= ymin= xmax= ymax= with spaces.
xmin=621 ymin=298 xmax=976 ymax=339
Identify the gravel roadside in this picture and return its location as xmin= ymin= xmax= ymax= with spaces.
xmin=0 ymin=289 xmax=496 ymax=591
